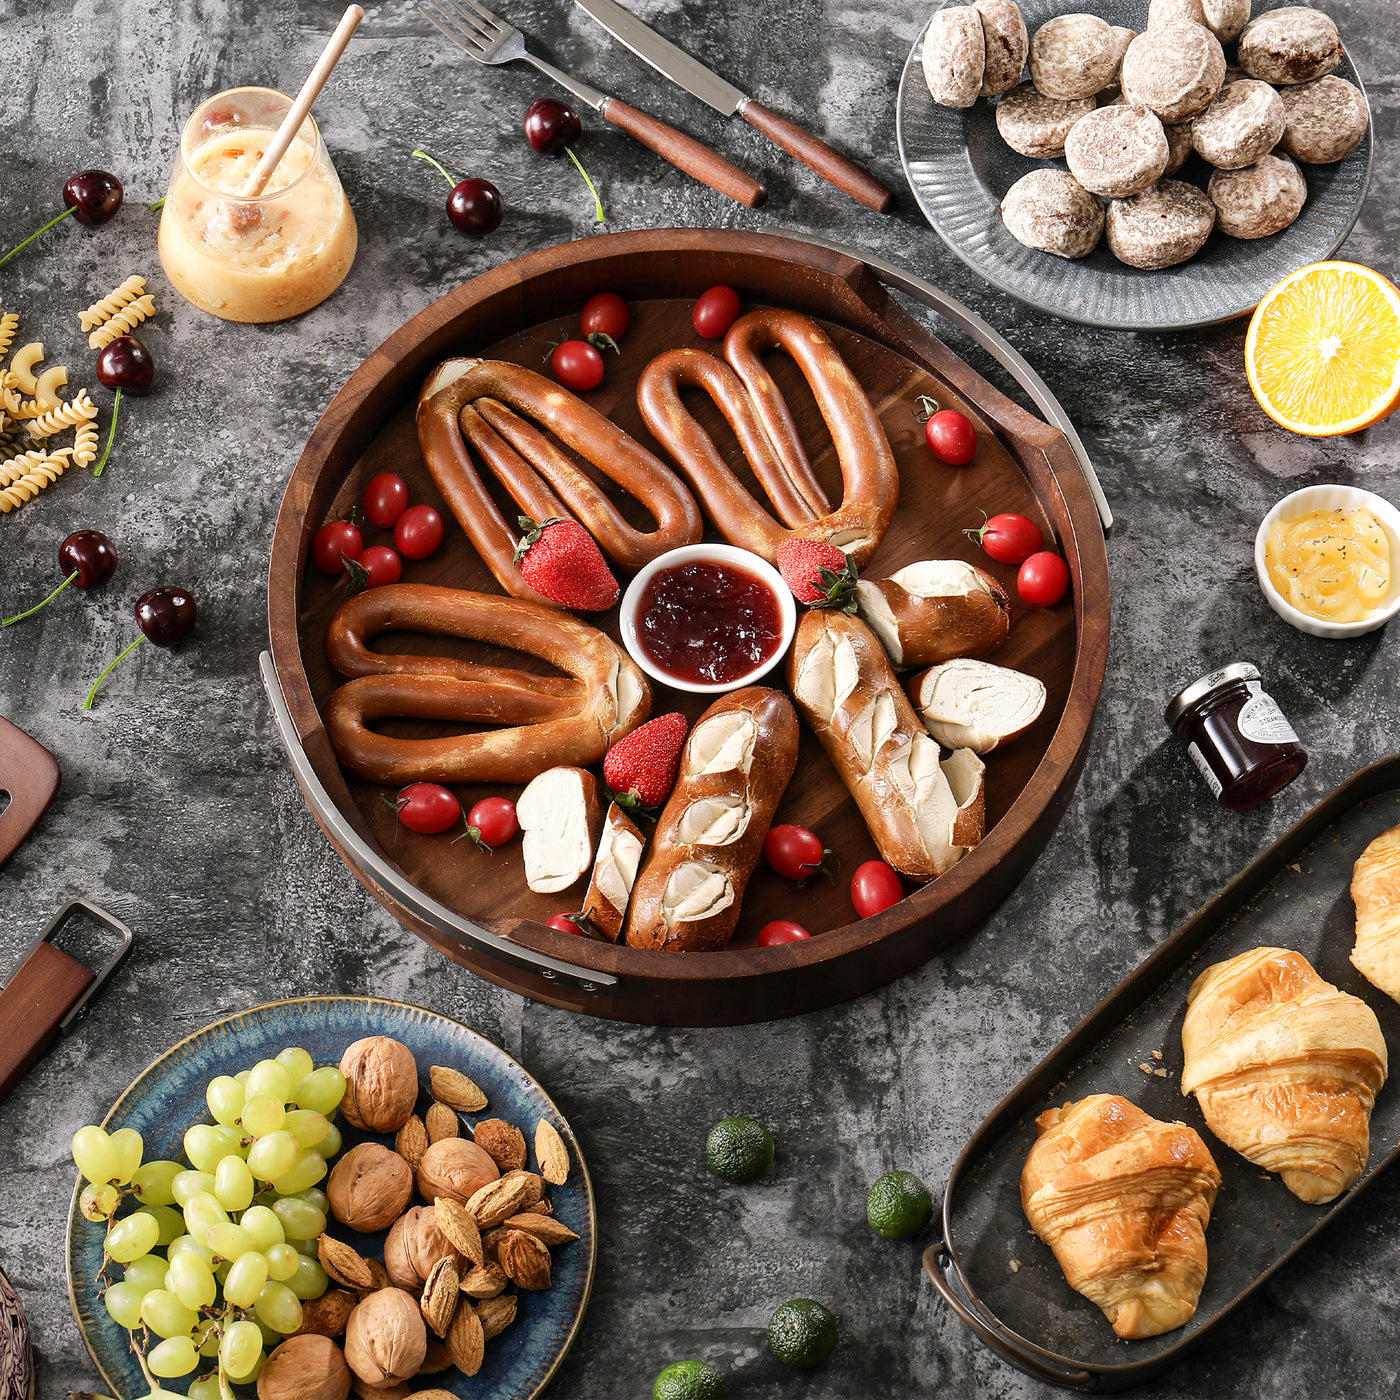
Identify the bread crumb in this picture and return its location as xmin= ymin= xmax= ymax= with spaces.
xmin=1153 ymin=1068 xmax=1169 ymax=1078
xmin=1009 ymin=1259 xmax=1021 ymax=1273
xmin=1151 ymin=1050 xmax=1163 ymax=1061
xmin=1138 ymin=1063 xmax=1154 ymax=1074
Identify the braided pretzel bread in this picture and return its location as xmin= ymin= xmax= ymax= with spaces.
xmin=417 ymin=358 xmax=702 ymax=601
xmin=322 ymin=584 xmax=651 ymax=785
xmin=637 ymin=308 xmax=900 ymax=569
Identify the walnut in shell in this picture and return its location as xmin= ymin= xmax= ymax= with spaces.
xmin=339 ymin=1036 xmax=419 ymax=1133
xmin=327 ymin=1143 xmax=414 ymax=1233
xmin=384 ymin=1205 xmax=462 ymax=1292
xmin=477 ymin=1293 xmax=518 ymax=1340
xmin=416 ymin=1137 xmax=500 ymax=1206
xmin=257 ymin=1333 xmax=352 ymax=1400
xmin=343 ymin=1288 xmax=427 ymax=1389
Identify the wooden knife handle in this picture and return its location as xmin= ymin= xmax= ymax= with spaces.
xmin=740 ymin=100 xmax=895 ymax=213
xmin=0 ymin=715 xmax=60 ymax=868
xmin=0 ymin=941 xmax=93 ymax=1099
xmin=601 ymin=98 xmax=768 ymax=209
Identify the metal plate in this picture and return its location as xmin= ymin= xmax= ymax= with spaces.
xmin=896 ymin=0 xmax=1374 ymax=331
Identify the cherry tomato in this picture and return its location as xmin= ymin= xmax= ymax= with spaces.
xmin=757 ymin=920 xmax=812 ymax=947
xmin=468 ymin=797 xmax=519 ymax=847
xmin=311 ymin=520 xmax=362 ymax=575
xmin=550 ymin=340 xmax=605 ymax=391
xmin=1018 ymin=551 xmax=1070 ymax=607
xmin=581 ymin=292 xmax=629 ymax=342
xmin=851 ymin=860 xmax=904 ymax=919
xmin=364 ymin=472 xmax=410 ymax=529
xmin=764 ymin=824 xmax=830 ymax=882
xmin=547 ymin=913 xmax=588 ymax=937
xmin=692 ymin=285 xmax=741 ymax=339
xmin=925 ymin=409 xmax=977 ymax=466
xmin=396 ymin=782 xmax=461 ymax=834
xmin=395 ymin=504 xmax=445 ymax=560
xmin=357 ymin=545 xmax=402 ymax=588
xmin=966 ymin=511 xmax=1043 ymax=566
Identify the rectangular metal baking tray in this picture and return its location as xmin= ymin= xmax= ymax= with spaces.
xmin=923 ymin=753 xmax=1400 ymax=1391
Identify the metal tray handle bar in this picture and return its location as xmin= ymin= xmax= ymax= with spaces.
xmin=923 ymin=1243 xmax=1095 ymax=1390
xmin=259 ymin=652 xmax=619 ymax=994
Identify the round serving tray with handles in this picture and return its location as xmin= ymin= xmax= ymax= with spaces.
xmin=264 ymin=228 xmax=1111 ymax=1026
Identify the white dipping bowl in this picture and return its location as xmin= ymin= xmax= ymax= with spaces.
xmin=619 ymin=543 xmax=797 ymax=694
xmin=1255 ymin=483 xmax=1400 ymax=639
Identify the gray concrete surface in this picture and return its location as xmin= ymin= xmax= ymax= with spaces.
xmin=1 ymin=0 xmax=1397 ymax=1396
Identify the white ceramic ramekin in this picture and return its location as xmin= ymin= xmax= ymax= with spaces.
xmin=619 ymin=543 xmax=797 ymax=693
xmin=1254 ymin=483 xmax=1400 ymax=639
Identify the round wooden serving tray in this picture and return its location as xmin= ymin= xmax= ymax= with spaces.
xmin=267 ymin=229 xmax=1110 ymax=1026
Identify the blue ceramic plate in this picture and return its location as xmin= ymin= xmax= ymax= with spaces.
xmin=896 ymin=0 xmax=1374 ymax=330
xmin=65 ymin=997 xmax=596 ymax=1400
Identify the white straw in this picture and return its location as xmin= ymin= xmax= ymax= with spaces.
xmin=240 ymin=4 xmax=365 ymax=198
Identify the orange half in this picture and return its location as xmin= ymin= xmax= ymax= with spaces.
xmin=1245 ymin=261 xmax=1400 ymax=437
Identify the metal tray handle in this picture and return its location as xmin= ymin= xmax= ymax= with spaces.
xmin=259 ymin=652 xmax=618 ymax=994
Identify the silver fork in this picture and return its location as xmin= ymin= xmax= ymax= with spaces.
xmin=418 ymin=0 xmax=766 ymax=208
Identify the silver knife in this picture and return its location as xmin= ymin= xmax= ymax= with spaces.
xmin=573 ymin=0 xmax=895 ymax=213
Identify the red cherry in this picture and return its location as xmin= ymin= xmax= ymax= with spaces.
xmin=59 ymin=531 xmax=118 ymax=589
xmin=63 ymin=170 xmax=123 ymax=227
xmin=96 ymin=336 xmax=155 ymax=396
xmin=135 ymin=586 xmax=196 ymax=646
xmin=447 ymin=179 xmax=503 ymax=235
xmin=525 ymin=99 xmax=582 ymax=155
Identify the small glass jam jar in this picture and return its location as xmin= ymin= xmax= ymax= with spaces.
xmin=1165 ymin=662 xmax=1308 ymax=811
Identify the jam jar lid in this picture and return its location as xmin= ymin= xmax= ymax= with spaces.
xmin=1164 ymin=662 xmax=1262 ymax=732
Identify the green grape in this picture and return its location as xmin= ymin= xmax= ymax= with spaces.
xmin=185 ymin=1124 xmax=242 ymax=1174
xmin=275 ymin=1046 xmax=314 ymax=1092
xmin=172 ymin=1169 xmax=215 ymax=1207
xmin=167 ymin=1234 xmax=213 ymax=1265
xmin=214 ymin=1258 xmax=232 ymax=1284
xmin=103 ymin=1280 xmax=146 ymax=1329
xmin=205 ymin=1074 xmax=246 ymax=1127
xmin=80 ymin=1183 xmax=121 ymax=1221
xmin=271 ymin=1150 xmax=327 ymax=1195
xmin=235 ymin=1069 xmax=250 ymax=1083
xmin=130 ymin=1160 xmax=183 ymax=1206
xmin=264 ymin=1243 xmax=299 ymax=1282
xmin=291 ymin=1186 xmax=330 ymax=1214
xmin=213 ymin=1156 xmax=254 ymax=1212
xmin=148 ymin=1335 xmax=198 ymax=1378
xmin=312 ymin=1121 xmax=342 ymax=1159
xmin=219 ymin=1318 xmax=264 ymax=1380
xmin=240 ymin=1094 xmax=286 ymax=1137
xmin=224 ymin=1250 xmax=270 ymax=1308
xmin=123 ymin=1254 xmax=169 ymax=1293
xmin=206 ymin=1222 xmax=255 ymax=1261
xmin=247 ymin=1130 xmax=299 ymax=1182
xmin=107 ymin=1128 xmax=145 ymax=1185
xmin=106 ymin=1211 xmax=161 ymax=1264
xmin=286 ymin=1255 xmax=328 ymax=1301
xmin=286 ymin=1237 xmax=319 ymax=1258
xmin=254 ymin=1279 xmax=304 ymax=1334
xmin=143 ymin=1205 xmax=185 ymax=1247
xmin=182 ymin=1191 xmax=228 ymax=1244
xmin=240 ymin=1205 xmax=284 ymax=1252
xmin=283 ymin=1109 xmax=328 ymax=1147
xmin=245 ymin=1059 xmax=292 ymax=1103
xmin=198 ymin=1326 xmax=221 ymax=1357
xmin=168 ymin=1250 xmax=216 ymax=1310
xmin=140 ymin=1287 xmax=198 ymax=1339
xmin=271 ymin=1197 xmax=325 ymax=1240
xmin=72 ymin=1125 xmax=118 ymax=1185
xmin=186 ymin=1375 xmax=221 ymax=1399
xmin=293 ymin=1067 xmax=346 ymax=1116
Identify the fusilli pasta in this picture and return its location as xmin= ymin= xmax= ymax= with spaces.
xmin=9 ymin=342 xmax=43 ymax=393
xmin=79 ymin=275 xmax=147 ymax=332
xmin=89 ymin=295 xmax=157 ymax=350
xmin=0 ymin=447 xmax=52 ymax=489
xmin=1 ymin=385 xmax=45 ymax=419
xmin=71 ymin=419 xmax=100 ymax=468
xmin=0 ymin=313 xmax=17 ymax=363
xmin=0 ymin=451 xmax=69 ymax=513
xmin=25 ymin=389 xmax=98 ymax=440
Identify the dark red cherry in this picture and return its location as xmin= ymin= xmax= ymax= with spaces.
xmin=59 ymin=532 xmax=119 ymax=589
xmin=63 ymin=170 xmax=123 ymax=227
xmin=96 ymin=336 xmax=155 ymax=396
xmin=524 ymin=99 xmax=581 ymax=156
xmin=135 ymin=587 xmax=196 ymax=646
xmin=447 ymin=179 xmax=503 ymax=235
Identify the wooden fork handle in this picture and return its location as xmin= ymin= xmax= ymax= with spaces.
xmin=600 ymin=98 xmax=767 ymax=208
xmin=739 ymin=100 xmax=894 ymax=213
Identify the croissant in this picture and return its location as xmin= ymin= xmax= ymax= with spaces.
xmin=1352 ymin=823 xmax=1400 ymax=1005
xmin=1181 ymin=947 xmax=1388 ymax=1204
xmin=1021 ymin=1094 xmax=1221 ymax=1340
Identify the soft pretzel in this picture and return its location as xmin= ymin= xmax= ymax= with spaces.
xmin=322 ymin=584 xmax=650 ymax=785
xmin=637 ymin=308 xmax=900 ymax=569
xmin=417 ymin=357 xmax=702 ymax=600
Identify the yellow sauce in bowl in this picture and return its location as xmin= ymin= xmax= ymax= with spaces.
xmin=1265 ymin=506 xmax=1392 ymax=623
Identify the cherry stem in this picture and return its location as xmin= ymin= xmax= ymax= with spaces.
xmin=149 ymin=196 xmax=166 ymax=211
xmin=412 ymin=149 xmax=458 ymax=189
xmin=0 ymin=205 xmax=75 ymax=269
xmin=82 ymin=633 xmax=145 ymax=710
xmin=3 ymin=571 xmax=77 ymax=627
xmin=92 ymin=390 xmax=122 ymax=478
xmin=565 ymin=147 xmax=605 ymax=223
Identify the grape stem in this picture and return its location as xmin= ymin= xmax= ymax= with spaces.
xmin=3 ymin=570 xmax=78 ymax=626
xmin=565 ymin=147 xmax=605 ymax=223
xmin=82 ymin=633 xmax=146 ymax=710
xmin=0 ymin=204 xmax=74 ymax=268
xmin=412 ymin=149 xmax=458 ymax=189
xmin=92 ymin=389 xmax=122 ymax=478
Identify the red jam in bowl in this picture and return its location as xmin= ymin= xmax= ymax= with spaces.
xmin=636 ymin=560 xmax=783 ymax=685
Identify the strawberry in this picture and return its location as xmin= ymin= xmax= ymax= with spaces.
xmin=513 ymin=516 xmax=619 ymax=611
xmin=604 ymin=712 xmax=688 ymax=809
xmin=776 ymin=538 xmax=859 ymax=610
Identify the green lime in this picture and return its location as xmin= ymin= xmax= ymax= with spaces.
xmin=767 ymin=1298 xmax=838 ymax=1368
xmin=705 ymin=1116 xmax=774 ymax=1183
xmin=866 ymin=1169 xmax=934 ymax=1239
xmin=653 ymin=1359 xmax=726 ymax=1400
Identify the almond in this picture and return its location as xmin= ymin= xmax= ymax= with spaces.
xmin=501 ymin=1169 xmax=546 ymax=1209
xmin=425 ymin=1101 xmax=459 ymax=1144
xmin=503 ymin=1212 xmax=580 ymax=1246
xmin=419 ymin=1256 xmax=460 ymax=1338
xmin=318 ymin=1235 xmax=374 ymax=1292
xmin=362 ymin=1258 xmax=392 ymax=1296
xmin=445 ymin=1298 xmax=485 ymax=1376
xmin=353 ymin=1382 xmax=409 ymax=1400
xmin=459 ymin=1262 xmax=508 ymax=1298
xmin=498 ymin=1228 xmax=552 ymax=1290
xmin=430 ymin=1065 xmax=488 ymax=1113
xmin=480 ymin=1227 xmax=505 ymax=1263
xmin=525 ymin=1199 xmax=552 ymax=1216
xmin=477 ymin=1293 xmax=518 ymax=1341
xmin=410 ymin=1391 xmax=459 ymax=1400
xmin=535 ymin=1119 xmax=569 ymax=1184
xmin=432 ymin=1197 xmax=484 ymax=1268
xmin=474 ymin=1118 xmax=528 ymax=1173
xmin=420 ymin=1337 xmax=452 ymax=1374
xmin=295 ymin=1288 xmax=356 ymax=1338
xmin=465 ymin=1174 xmax=534 ymax=1229
xmin=394 ymin=1115 xmax=428 ymax=1172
